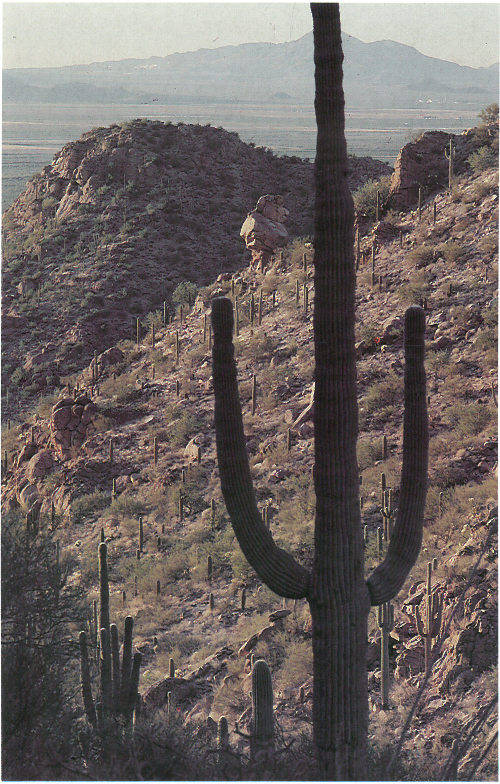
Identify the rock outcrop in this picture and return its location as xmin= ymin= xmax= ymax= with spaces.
xmin=50 ymin=395 xmax=95 ymax=458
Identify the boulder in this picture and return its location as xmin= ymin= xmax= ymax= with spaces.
xmin=26 ymin=449 xmax=54 ymax=482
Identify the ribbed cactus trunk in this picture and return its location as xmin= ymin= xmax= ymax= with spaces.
xmin=310 ymin=6 xmax=369 ymax=775
xmin=211 ymin=4 xmax=428 ymax=781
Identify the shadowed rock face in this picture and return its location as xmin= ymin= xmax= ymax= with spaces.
xmin=388 ymin=124 xmax=497 ymax=210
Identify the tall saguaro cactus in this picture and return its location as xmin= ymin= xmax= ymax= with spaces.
xmin=211 ymin=4 xmax=428 ymax=778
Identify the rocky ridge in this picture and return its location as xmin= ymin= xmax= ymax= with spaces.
xmin=2 ymin=119 xmax=390 ymax=415
xmin=1 ymin=125 xmax=498 ymax=777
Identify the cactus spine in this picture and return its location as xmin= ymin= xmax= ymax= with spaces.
xmin=210 ymin=6 xmax=428 ymax=776
xmin=250 ymin=659 xmax=274 ymax=760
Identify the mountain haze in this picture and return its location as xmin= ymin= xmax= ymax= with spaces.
xmin=4 ymin=32 xmax=498 ymax=109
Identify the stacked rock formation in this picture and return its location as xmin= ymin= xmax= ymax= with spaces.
xmin=240 ymin=195 xmax=289 ymax=271
xmin=50 ymin=394 xmax=95 ymax=458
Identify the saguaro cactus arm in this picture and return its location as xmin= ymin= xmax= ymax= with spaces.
xmin=367 ymin=306 xmax=428 ymax=605
xmin=211 ymin=297 xmax=310 ymax=599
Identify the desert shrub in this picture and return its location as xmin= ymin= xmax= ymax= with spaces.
xmin=479 ymin=102 xmax=499 ymax=126
xmin=167 ymin=409 xmax=200 ymax=448
xmin=357 ymin=437 xmax=385 ymax=471
xmin=276 ymin=639 xmax=312 ymax=693
xmin=108 ymin=493 xmax=146 ymax=520
xmin=2 ymin=511 xmax=85 ymax=780
xmin=439 ymin=240 xmax=467 ymax=265
xmin=71 ymin=491 xmax=109 ymax=524
xmin=396 ymin=270 xmax=430 ymax=306
xmin=407 ymin=244 xmax=435 ymax=268
xmin=478 ymin=232 xmax=498 ymax=259
xmin=468 ymin=145 xmax=498 ymax=173
xmin=361 ymin=374 xmax=401 ymax=421
xmin=41 ymin=196 xmax=57 ymax=213
xmin=443 ymin=401 xmax=494 ymax=438
xmin=353 ymin=175 xmax=392 ymax=219
xmin=172 ymin=280 xmax=198 ymax=307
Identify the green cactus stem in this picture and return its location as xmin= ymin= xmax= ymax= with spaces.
xmin=250 ymin=659 xmax=274 ymax=760
xmin=110 ymin=623 xmax=121 ymax=709
xmin=241 ymin=587 xmax=247 ymax=611
xmin=98 ymin=543 xmax=110 ymax=636
xmin=433 ymin=200 xmax=437 ymax=224
xmin=166 ymin=690 xmax=172 ymax=720
xmin=169 ymin=657 xmax=175 ymax=678
xmin=136 ymin=317 xmax=140 ymax=346
xmin=178 ymin=491 xmax=184 ymax=521
xmin=139 ymin=517 xmax=144 ymax=552
xmin=176 ymin=379 xmax=180 ymax=397
xmin=79 ymin=631 xmax=97 ymax=726
xmin=303 ymin=251 xmax=308 ymax=272
xmin=203 ymin=314 xmax=207 ymax=343
xmin=415 ymin=562 xmax=443 ymax=674
xmin=124 ymin=652 xmax=142 ymax=723
xmin=377 ymin=601 xmax=394 ymax=709
xmin=210 ymin=498 xmax=216 ymax=527
xmin=153 ymin=436 xmax=158 ymax=466
xmin=209 ymin=593 xmax=215 ymax=611
xmin=295 ymin=279 xmax=300 ymax=307
xmin=377 ymin=527 xmax=383 ymax=559
xmin=156 ymin=580 xmax=161 ymax=596
xmin=175 ymin=331 xmax=180 ymax=363
xmin=109 ymin=438 xmax=114 ymax=464
xmin=303 ymin=283 xmax=309 ymax=315
xmin=120 ymin=615 xmax=134 ymax=713
xmin=207 ymin=555 xmax=213 ymax=583
xmin=99 ymin=627 xmax=112 ymax=714
xmin=258 ymin=290 xmax=263 ymax=325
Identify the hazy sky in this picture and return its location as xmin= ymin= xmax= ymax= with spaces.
xmin=3 ymin=3 xmax=499 ymax=70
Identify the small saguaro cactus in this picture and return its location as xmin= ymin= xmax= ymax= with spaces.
xmin=175 ymin=331 xmax=180 ymax=363
xmin=241 ymin=587 xmax=247 ymax=611
xmin=303 ymin=283 xmax=309 ymax=315
xmin=151 ymin=323 xmax=156 ymax=348
xmin=153 ymin=436 xmax=158 ymax=466
xmin=210 ymin=498 xmax=216 ymax=527
xmin=217 ymin=715 xmax=232 ymax=776
xmin=382 ymin=489 xmax=394 ymax=541
xmin=112 ymin=478 xmax=117 ymax=501
xmin=178 ymin=491 xmax=184 ymax=521
xmin=417 ymin=187 xmax=422 ymax=221
xmin=79 ymin=548 xmax=142 ymax=731
xmin=258 ymin=290 xmax=263 ymax=325
xmin=433 ymin=200 xmax=437 ymax=224
xmin=382 ymin=434 xmax=388 ymax=460
xmin=251 ymin=374 xmax=257 ymax=415
xmin=136 ymin=317 xmax=140 ymax=346
xmin=250 ymin=659 xmax=274 ymax=761
xmin=375 ymin=189 xmax=380 ymax=222
xmin=203 ymin=314 xmax=207 ymax=343
xmin=209 ymin=592 xmax=215 ymax=612
xmin=156 ymin=580 xmax=161 ymax=596
xmin=415 ymin=562 xmax=443 ymax=674
xmin=377 ymin=601 xmax=395 ymax=709
xmin=250 ymin=293 xmax=255 ymax=325
xmin=207 ymin=554 xmax=213 ymax=583
xmin=444 ymin=139 xmax=455 ymax=190
xmin=139 ymin=517 xmax=144 ymax=552
xmin=295 ymin=279 xmax=300 ymax=306
xmin=109 ymin=437 xmax=114 ymax=464
xmin=163 ymin=301 xmax=167 ymax=325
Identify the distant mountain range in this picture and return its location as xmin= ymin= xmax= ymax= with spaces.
xmin=4 ymin=32 xmax=498 ymax=109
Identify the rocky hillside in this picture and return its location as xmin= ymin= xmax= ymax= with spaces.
xmin=1 ymin=121 xmax=497 ymax=778
xmin=1 ymin=119 xmax=390 ymax=415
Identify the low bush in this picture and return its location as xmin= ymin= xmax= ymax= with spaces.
xmin=468 ymin=145 xmax=498 ymax=173
xmin=353 ymin=175 xmax=392 ymax=220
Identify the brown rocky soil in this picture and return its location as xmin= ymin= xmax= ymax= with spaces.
xmin=1 ymin=121 xmax=498 ymax=778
